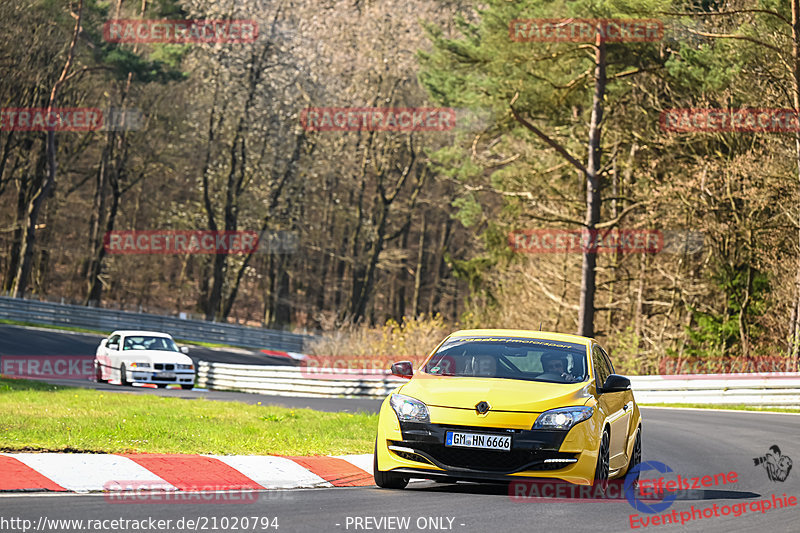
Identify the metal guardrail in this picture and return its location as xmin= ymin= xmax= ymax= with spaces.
xmin=196 ymin=362 xmax=404 ymax=398
xmin=629 ymin=374 xmax=800 ymax=408
xmin=0 ymin=296 xmax=314 ymax=352
xmin=196 ymin=362 xmax=800 ymax=407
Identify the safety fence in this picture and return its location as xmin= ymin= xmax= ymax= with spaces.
xmin=195 ymin=361 xmax=800 ymax=407
xmin=0 ymin=296 xmax=314 ymax=352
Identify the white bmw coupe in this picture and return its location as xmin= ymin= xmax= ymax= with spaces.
xmin=95 ymin=330 xmax=195 ymax=389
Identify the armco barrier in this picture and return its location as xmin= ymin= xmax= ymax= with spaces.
xmin=195 ymin=361 xmax=405 ymax=398
xmin=629 ymin=373 xmax=800 ymax=408
xmin=0 ymin=296 xmax=313 ymax=352
xmin=195 ymin=362 xmax=800 ymax=406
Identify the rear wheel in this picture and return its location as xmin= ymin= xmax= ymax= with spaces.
xmin=373 ymin=442 xmax=409 ymax=489
xmin=592 ymin=429 xmax=610 ymax=496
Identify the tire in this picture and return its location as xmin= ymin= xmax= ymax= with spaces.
xmin=625 ymin=427 xmax=642 ymax=491
xmin=95 ymin=360 xmax=106 ymax=383
xmin=181 ymin=384 xmax=194 ymax=390
xmin=592 ymin=429 xmax=610 ymax=496
xmin=119 ymin=365 xmax=131 ymax=386
xmin=156 ymin=384 xmax=168 ymax=389
xmin=373 ymin=441 xmax=409 ymax=489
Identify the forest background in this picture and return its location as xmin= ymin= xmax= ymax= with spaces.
xmin=2 ymin=0 xmax=799 ymax=375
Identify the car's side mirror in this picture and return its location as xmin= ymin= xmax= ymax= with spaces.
xmin=107 ymin=343 xmax=118 ymax=351
xmin=180 ymin=346 xmax=189 ymax=354
xmin=600 ymin=374 xmax=631 ymax=393
xmin=391 ymin=361 xmax=413 ymax=379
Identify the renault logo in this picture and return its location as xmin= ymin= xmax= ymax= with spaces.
xmin=475 ymin=401 xmax=491 ymax=415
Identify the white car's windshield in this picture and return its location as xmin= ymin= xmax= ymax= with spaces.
xmin=423 ymin=336 xmax=588 ymax=384
xmin=122 ymin=336 xmax=179 ymax=352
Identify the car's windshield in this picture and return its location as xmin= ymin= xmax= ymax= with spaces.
xmin=423 ymin=336 xmax=588 ymax=384
xmin=122 ymin=336 xmax=179 ymax=352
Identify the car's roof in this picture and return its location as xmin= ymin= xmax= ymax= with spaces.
xmin=109 ymin=330 xmax=174 ymax=338
xmin=446 ymin=329 xmax=594 ymax=346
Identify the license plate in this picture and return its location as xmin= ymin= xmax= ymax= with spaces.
xmin=157 ymin=372 xmax=176 ymax=379
xmin=445 ymin=431 xmax=511 ymax=451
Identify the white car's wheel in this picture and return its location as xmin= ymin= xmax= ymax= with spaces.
xmin=94 ymin=360 xmax=106 ymax=383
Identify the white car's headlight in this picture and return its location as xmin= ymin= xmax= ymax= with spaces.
xmin=129 ymin=362 xmax=150 ymax=369
xmin=390 ymin=394 xmax=430 ymax=423
xmin=533 ymin=406 xmax=593 ymax=430
xmin=177 ymin=364 xmax=194 ymax=370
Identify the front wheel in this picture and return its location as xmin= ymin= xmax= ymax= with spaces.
xmin=625 ymin=427 xmax=642 ymax=491
xmin=95 ymin=360 xmax=106 ymax=383
xmin=373 ymin=442 xmax=409 ymax=489
xmin=592 ymin=429 xmax=610 ymax=496
xmin=119 ymin=365 xmax=131 ymax=386
xmin=181 ymin=384 xmax=194 ymax=390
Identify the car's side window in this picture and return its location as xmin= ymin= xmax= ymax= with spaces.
xmin=107 ymin=334 xmax=120 ymax=350
xmin=598 ymin=345 xmax=615 ymax=375
xmin=593 ymin=345 xmax=610 ymax=390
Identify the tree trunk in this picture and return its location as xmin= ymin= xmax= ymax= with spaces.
xmin=412 ymin=212 xmax=426 ymax=317
xmin=790 ymin=0 xmax=800 ymax=371
xmin=13 ymin=133 xmax=55 ymax=298
xmin=577 ymin=35 xmax=607 ymax=338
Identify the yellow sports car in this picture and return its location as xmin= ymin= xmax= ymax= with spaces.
xmin=374 ymin=329 xmax=642 ymax=492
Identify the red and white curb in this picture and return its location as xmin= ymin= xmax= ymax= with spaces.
xmin=0 ymin=453 xmax=374 ymax=493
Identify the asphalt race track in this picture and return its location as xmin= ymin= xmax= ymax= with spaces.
xmin=1 ymin=326 xmax=799 ymax=532
xmin=0 ymin=324 xmax=304 ymax=365
xmin=1 ymin=409 xmax=797 ymax=533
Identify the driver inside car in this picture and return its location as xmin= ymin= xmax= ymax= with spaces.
xmin=540 ymin=351 xmax=581 ymax=382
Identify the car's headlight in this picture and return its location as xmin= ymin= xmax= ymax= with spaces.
xmin=129 ymin=362 xmax=150 ymax=369
xmin=177 ymin=364 xmax=194 ymax=370
xmin=389 ymin=394 xmax=430 ymax=423
xmin=533 ymin=406 xmax=593 ymax=430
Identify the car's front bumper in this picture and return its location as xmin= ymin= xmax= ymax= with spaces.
xmin=129 ymin=369 xmax=195 ymax=386
xmin=376 ymin=398 xmax=603 ymax=485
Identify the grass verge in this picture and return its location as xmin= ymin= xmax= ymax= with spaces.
xmin=0 ymin=377 xmax=377 ymax=455
xmin=640 ymin=403 xmax=800 ymax=413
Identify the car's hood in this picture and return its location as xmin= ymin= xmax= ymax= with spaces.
xmin=398 ymin=374 xmax=592 ymax=413
xmin=120 ymin=350 xmax=192 ymax=365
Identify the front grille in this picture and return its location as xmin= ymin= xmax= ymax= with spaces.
xmin=400 ymin=442 xmax=576 ymax=473
xmin=154 ymin=364 xmax=175 ymax=371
